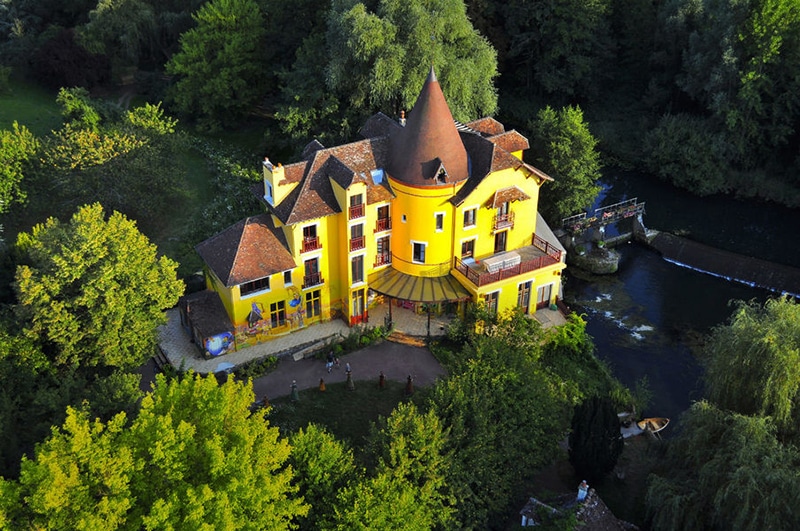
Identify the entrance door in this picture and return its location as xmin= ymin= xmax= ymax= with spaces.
xmin=351 ymin=289 xmax=367 ymax=325
xmin=536 ymin=283 xmax=553 ymax=310
xmin=517 ymin=281 xmax=532 ymax=314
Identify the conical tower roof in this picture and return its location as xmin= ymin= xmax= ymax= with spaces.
xmin=387 ymin=67 xmax=469 ymax=187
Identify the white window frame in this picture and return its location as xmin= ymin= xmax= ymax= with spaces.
xmin=435 ymin=211 xmax=445 ymax=232
xmin=240 ymin=276 xmax=271 ymax=299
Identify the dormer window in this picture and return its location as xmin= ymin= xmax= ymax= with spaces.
xmin=436 ymin=167 xmax=447 ymax=184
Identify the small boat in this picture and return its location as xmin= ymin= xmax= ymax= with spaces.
xmin=637 ymin=417 xmax=670 ymax=434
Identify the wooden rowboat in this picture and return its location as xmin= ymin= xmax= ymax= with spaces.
xmin=637 ymin=417 xmax=670 ymax=434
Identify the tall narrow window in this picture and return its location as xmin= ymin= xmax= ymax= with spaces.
xmin=435 ymin=213 xmax=444 ymax=232
xmin=376 ymin=236 xmax=391 ymax=266
xmin=305 ymin=289 xmax=321 ymax=318
xmin=351 ymin=255 xmax=364 ymax=284
xmin=484 ymin=291 xmax=499 ymax=314
xmin=517 ymin=281 xmax=532 ymax=314
xmin=302 ymin=225 xmax=320 ymax=252
xmin=350 ymin=223 xmax=365 ymax=251
xmin=376 ymin=205 xmax=391 ymax=232
xmin=270 ymin=301 xmax=286 ymax=327
xmin=413 ymin=242 xmax=426 ymax=263
xmin=349 ymin=194 xmax=364 ymax=219
xmin=463 ymin=208 xmax=476 ymax=228
xmin=494 ymin=230 xmax=507 ymax=254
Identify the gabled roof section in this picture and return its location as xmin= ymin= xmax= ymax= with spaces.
xmin=256 ymin=136 xmax=393 ymax=225
xmin=302 ymin=139 xmax=325 ymax=160
xmin=387 ymin=66 xmax=469 ymax=187
xmin=489 ymin=130 xmax=530 ymax=153
xmin=360 ymin=112 xmax=402 ymax=139
xmin=196 ymin=214 xmax=296 ymax=288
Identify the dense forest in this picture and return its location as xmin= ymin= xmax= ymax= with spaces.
xmin=1 ymin=0 xmax=800 ymax=529
xmin=1 ymin=0 xmax=799 ymax=206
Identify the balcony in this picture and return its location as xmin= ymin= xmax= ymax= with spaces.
xmin=374 ymin=253 xmax=392 ymax=267
xmin=375 ymin=217 xmax=392 ymax=232
xmin=303 ymin=272 xmax=324 ymax=289
xmin=453 ymin=233 xmax=562 ymax=287
xmin=350 ymin=235 xmax=365 ymax=252
xmin=493 ymin=211 xmax=515 ymax=231
xmin=302 ymin=236 xmax=321 ymax=253
xmin=349 ymin=203 xmax=365 ymax=220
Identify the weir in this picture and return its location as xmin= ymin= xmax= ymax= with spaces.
xmin=562 ymin=200 xmax=800 ymax=297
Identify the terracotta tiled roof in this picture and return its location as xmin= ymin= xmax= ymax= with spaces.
xmin=488 ymin=130 xmax=530 ymax=153
xmin=465 ymin=116 xmax=506 ymax=136
xmin=491 ymin=145 xmax=524 ymax=173
xmin=387 ymin=67 xmax=469 ymax=186
xmin=491 ymin=185 xmax=531 ymax=207
xmin=196 ymin=214 xmax=296 ymax=287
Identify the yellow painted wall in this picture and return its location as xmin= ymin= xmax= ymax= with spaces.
xmin=388 ymin=177 xmax=465 ymax=277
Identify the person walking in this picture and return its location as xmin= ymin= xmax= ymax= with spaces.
xmin=326 ymin=351 xmax=334 ymax=373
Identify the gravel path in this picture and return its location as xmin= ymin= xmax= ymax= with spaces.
xmin=250 ymin=340 xmax=447 ymax=400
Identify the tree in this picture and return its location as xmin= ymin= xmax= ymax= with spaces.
xmin=334 ymin=402 xmax=455 ymax=529
xmin=0 ymin=121 xmax=38 ymax=214
xmin=529 ymin=105 xmax=602 ymax=223
xmin=166 ymin=0 xmax=268 ymax=129
xmin=703 ymin=296 xmax=800 ymax=435
xmin=430 ymin=319 xmax=571 ymax=526
xmin=14 ymin=203 xmax=184 ymax=369
xmin=646 ymin=401 xmax=800 ymax=531
xmin=3 ymin=374 xmax=309 ymax=529
xmin=77 ymin=0 xmax=156 ymax=68
xmin=289 ymin=424 xmax=357 ymax=529
xmin=279 ymin=0 xmax=498 ymax=142
xmin=568 ymin=395 xmax=624 ymax=483
xmin=501 ymin=0 xmax=614 ymax=99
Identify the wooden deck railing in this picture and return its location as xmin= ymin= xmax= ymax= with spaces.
xmin=453 ymin=234 xmax=561 ymax=287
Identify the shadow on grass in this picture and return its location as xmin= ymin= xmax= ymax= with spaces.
xmin=266 ymin=380 xmax=431 ymax=452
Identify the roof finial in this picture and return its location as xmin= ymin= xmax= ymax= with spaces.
xmin=428 ymin=64 xmax=437 ymax=83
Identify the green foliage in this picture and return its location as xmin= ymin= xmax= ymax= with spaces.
xmin=643 ymin=113 xmax=733 ymax=195
xmin=279 ymin=0 xmax=497 ymax=142
xmin=6 ymin=373 xmax=308 ymax=528
xmin=56 ymin=87 xmax=104 ymax=131
xmin=0 ymin=65 xmax=11 ymax=94
xmin=14 ymin=203 xmax=184 ymax=369
xmin=336 ymin=402 xmax=455 ymax=529
xmin=0 ymin=121 xmax=38 ymax=214
xmin=289 ymin=424 xmax=357 ymax=529
xmin=234 ymin=355 xmax=278 ymax=380
xmin=568 ymin=395 xmax=624 ymax=483
xmin=430 ymin=325 xmax=571 ymax=527
xmin=166 ymin=0 xmax=268 ymax=129
xmin=646 ymin=401 xmax=800 ymax=531
xmin=703 ymin=296 xmax=800 ymax=435
xmin=126 ymin=102 xmax=177 ymax=135
xmin=529 ymin=105 xmax=602 ymax=223
xmin=502 ymin=0 xmax=614 ymax=99
xmin=77 ymin=0 xmax=156 ymax=67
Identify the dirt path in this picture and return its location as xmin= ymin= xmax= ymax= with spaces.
xmin=251 ymin=340 xmax=446 ymax=400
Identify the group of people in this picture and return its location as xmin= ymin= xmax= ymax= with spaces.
xmin=326 ymin=351 xmax=342 ymax=373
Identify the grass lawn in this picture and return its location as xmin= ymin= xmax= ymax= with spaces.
xmin=266 ymin=380 xmax=431 ymax=453
xmin=0 ymin=78 xmax=61 ymax=136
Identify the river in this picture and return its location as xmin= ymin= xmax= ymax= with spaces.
xmin=564 ymin=170 xmax=800 ymax=426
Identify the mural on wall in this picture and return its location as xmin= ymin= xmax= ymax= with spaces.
xmin=288 ymin=287 xmax=304 ymax=329
xmin=235 ymin=302 xmax=270 ymax=349
xmin=205 ymin=332 xmax=234 ymax=357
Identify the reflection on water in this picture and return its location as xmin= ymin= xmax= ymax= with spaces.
xmin=567 ymin=243 xmax=773 ymax=427
xmin=565 ymin=170 xmax=796 ymax=429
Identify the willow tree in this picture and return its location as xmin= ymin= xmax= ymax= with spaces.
xmin=279 ymin=0 xmax=498 ymax=142
xmin=703 ymin=296 xmax=800 ymax=435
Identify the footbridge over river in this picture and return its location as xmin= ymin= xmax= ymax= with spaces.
xmin=561 ymin=198 xmax=800 ymax=297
